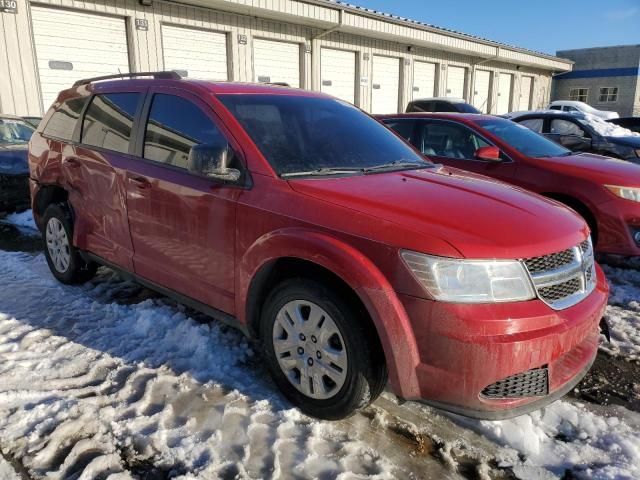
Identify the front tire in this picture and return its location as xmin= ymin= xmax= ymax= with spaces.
xmin=260 ymin=278 xmax=386 ymax=420
xmin=42 ymin=203 xmax=97 ymax=284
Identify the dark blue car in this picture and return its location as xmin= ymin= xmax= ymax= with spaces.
xmin=511 ymin=111 xmax=640 ymax=163
xmin=0 ymin=115 xmax=33 ymax=213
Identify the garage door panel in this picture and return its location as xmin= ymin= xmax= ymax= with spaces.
xmin=446 ymin=66 xmax=466 ymax=99
xmin=497 ymin=73 xmax=513 ymax=114
xmin=473 ymin=70 xmax=491 ymax=113
xmin=321 ymin=48 xmax=356 ymax=104
xmin=253 ymin=38 xmax=300 ymax=88
xmin=413 ymin=61 xmax=436 ymax=100
xmin=519 ymin=76 xmax=533 ymax=111
xmin=162 ymin=25 xmax=228 ymax=81
xmin=31 ymin=6 xmax=130 ymax=111
xmin=371 ymin=55 xmax=400 ymax=114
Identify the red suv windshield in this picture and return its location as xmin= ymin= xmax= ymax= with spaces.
xmin=219 ymin=94 xmax=430 ymax=176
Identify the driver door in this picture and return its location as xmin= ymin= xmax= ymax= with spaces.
xmin=416 ymin=120 xmax=518 ymax=183
xmin=124 ymin=87 xmax=243 ymax=314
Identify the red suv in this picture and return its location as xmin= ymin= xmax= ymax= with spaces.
xmin=29 ymin=73 xmax=608 ymax=420
xmin=379 ymin=113 xmax=640 ymax=256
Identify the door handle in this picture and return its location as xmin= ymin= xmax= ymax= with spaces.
xmin=62 ymin=157 xmax=81 ymax=168
xmin=129 ymin=175 xmax=151 ymax=189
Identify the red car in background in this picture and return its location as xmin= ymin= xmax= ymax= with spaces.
xmin=379 ymin=113 xmax=640 ymax=256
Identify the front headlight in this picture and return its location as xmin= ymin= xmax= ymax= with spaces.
xmin=605 ymin=185 xmax=640 ymax=202
xmin=400 ymin=251 xmax=536 ymax=303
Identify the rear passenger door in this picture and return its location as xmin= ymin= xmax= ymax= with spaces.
xmin=66 ymin=89 xmax=145 ymax=271
xmin=124 ymin=88 xmax=242 ymax=314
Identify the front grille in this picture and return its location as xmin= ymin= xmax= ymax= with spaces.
xmin=523 ymin=238 xmax=595 ymax=310
xmin=538 ymin=278 xmax=581 ymax=302
xmin=481 ymin=367 xmax=549 ymax=399
xmin=524 ymin=248 xmax=575 ymax=274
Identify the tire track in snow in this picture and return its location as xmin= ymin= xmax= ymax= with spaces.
xmin=0 ymin=251 xmax=461 ymax=479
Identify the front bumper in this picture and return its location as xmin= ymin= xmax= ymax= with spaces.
xmin=397 ymin=263 xmax=609 ymax=419
xmin=594 ymin=198 xmax=640 ymax=256
xmin=0 ymin=173 xmax=30 ymax=213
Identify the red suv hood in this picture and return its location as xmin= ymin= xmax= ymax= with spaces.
xmin=289 ymin=167 xmax=588 ymax=259
xmin=538 ymin=153 xmax=640 ymax=185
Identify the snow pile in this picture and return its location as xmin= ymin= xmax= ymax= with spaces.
xmin=469 ymin=400 xmax=640 ymax=479
xmin=0 ymin=455 xmax=20 ymax=480
xmin=0 ymin=251 xmax=398 ymax=479
xmin=600 ymin=263 xmax=640 ymax=359
xmin=577 ymin=113 xmax=640 ymax=138
xmin=0 ymin=209 xmax=37 ymax=231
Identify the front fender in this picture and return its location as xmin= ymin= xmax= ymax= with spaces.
xmin=237 ymin=227 xmax=421 ymax=398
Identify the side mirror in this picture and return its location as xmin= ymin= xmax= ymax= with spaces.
xmin=474 ymin=146 xmax=501 ymax=162
xmin=188 ymin=143 xmax=241 ymax=182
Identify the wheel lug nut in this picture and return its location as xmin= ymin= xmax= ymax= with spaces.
xmin=297 ymin=347 xmax=304 ymax=355
xmin=307 ymin=358 xmax=314 ymax=366
xmin=311 ymin=335 xmax=317 ymax=343
xmin=316 ymin=351 xmax=322 ymax=359
xmin=299 ymin=334 xmax=306 ymax=341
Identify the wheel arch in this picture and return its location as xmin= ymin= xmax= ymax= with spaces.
xmin=238 ymin=228 xmax=421 ymax=398
xmin=543 ymin=192 xmax=599 ymax=244
xmin=33 ymin=185 xmax=70 ymax=230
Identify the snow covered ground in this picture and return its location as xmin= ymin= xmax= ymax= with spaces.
xmin=0 ymin=213 xmax=639 ymax=479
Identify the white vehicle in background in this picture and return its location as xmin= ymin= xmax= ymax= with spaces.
xmin=548 ymin=100 xmax=619 ymax=120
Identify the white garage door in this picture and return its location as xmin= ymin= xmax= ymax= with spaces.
xmin=162 ymin=25 xmax=228 ymax=81
xmin=320 ymin=48 xmax=356 ymax=104
xmin=473 ymin=70 xmax=491 ymax=113
xmin=371 ymin=56 xmax=400 ymax=114
xmin=446 ymin=66 xmax=466 ymax=99
xmin=253 ymin=39 xmax=300 ymax=88
xmin=497 ymin=73 xmax=513 ymax=114
xmin=412 ymin=61 xmax=436 ymax=100
xmin=31 ymin=6 xmax=130 ymax=112
xmin=519 ymin=76 xmax=533 ymax=111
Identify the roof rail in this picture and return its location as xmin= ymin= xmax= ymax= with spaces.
xmin=73 ymin=71 xmax=181 ymax=87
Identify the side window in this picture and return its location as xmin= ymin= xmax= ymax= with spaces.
xmin=565 ymin=106 xmax=579 ymax=112
xmin=420 ymin=122 xmax=489 ymax=159
xmin=384 ymin=120 xmax=415 ymax=142
xmin=434 ymin=101 xmax=457 ymax=113
xmin=550 ymin=119 xmax=585 ymax=137
xmin=42 ymin=97 xmax=86 ymax=140
xmin=518 ymin=118 xmax=544 ymax=133
xmin=81 ymin=93 xmax=141 ymax=154
xmin=549 ymin=105 xmax=562 ymax=111
xmin=143 ymin=94 xmax=226 ymax=169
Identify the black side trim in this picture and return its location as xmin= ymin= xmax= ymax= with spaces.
xmin=412 ymin=352 xmax=596 ymax=420
xmin=82 ymin=252 xmax=249 ymax=337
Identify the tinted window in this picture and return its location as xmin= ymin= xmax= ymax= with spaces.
xmin=0 ymin=118 xmax=34 ymax=145
xmin=477 ymin=118 xmax=571 ymax=158
xmin=419 ymin=121 xmax=490 ymax=159
xmin=384 ymin=120 xmax=415 ymax=142
xmin=549 ymin=105 xmax=562 ymax=111
xmin=406 ymin=101 xmax=432 ymax=113
xmin=81 ymin=93 xmax=140 ymax=153
xmin=219 ymin=94 xmax=429 ymax=175
xmin=518 ymin=118 xmax=544 ymax=133
xmin=550 ymin=119 xmax=586 ymax=137
xmin=456 ymin=103 xmax=482 ymax=114
xmin=42 ymin=97 xmax=86 ymax=140
xmin=144 ymin=94 xmax=226 ymax=169
xmin=433 ymin=101 xmax=458 ymax=113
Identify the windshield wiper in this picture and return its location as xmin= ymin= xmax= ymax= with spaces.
xmin=362 ymin=159 xmax=430 ymax=174
xmin=281 ymin=167 xmax=363 ymax=178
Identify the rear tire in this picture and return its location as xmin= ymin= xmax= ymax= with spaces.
xmin=260 ymin=278 xmax=387 ymax=420
xmin=42 ymin=203 xmax=97 ymax=284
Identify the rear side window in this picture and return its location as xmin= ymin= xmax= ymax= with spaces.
xmin=143 ymin=94 xmax=226 ymax=169
xmin=81 ymin=93 xmax=141 ymax=154
xmin=433 ymin=101 xmax=458 ymax=113
xmin=518 ymin=118 xmax=544 ymax=133
xmin=42 ymin=97 xmax=86 ymax=141
xmin=384 ymin=120 xmax=415 ymax=141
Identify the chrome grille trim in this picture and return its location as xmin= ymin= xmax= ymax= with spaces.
xmin=523 ymin=238 xmax=596 ymax=310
